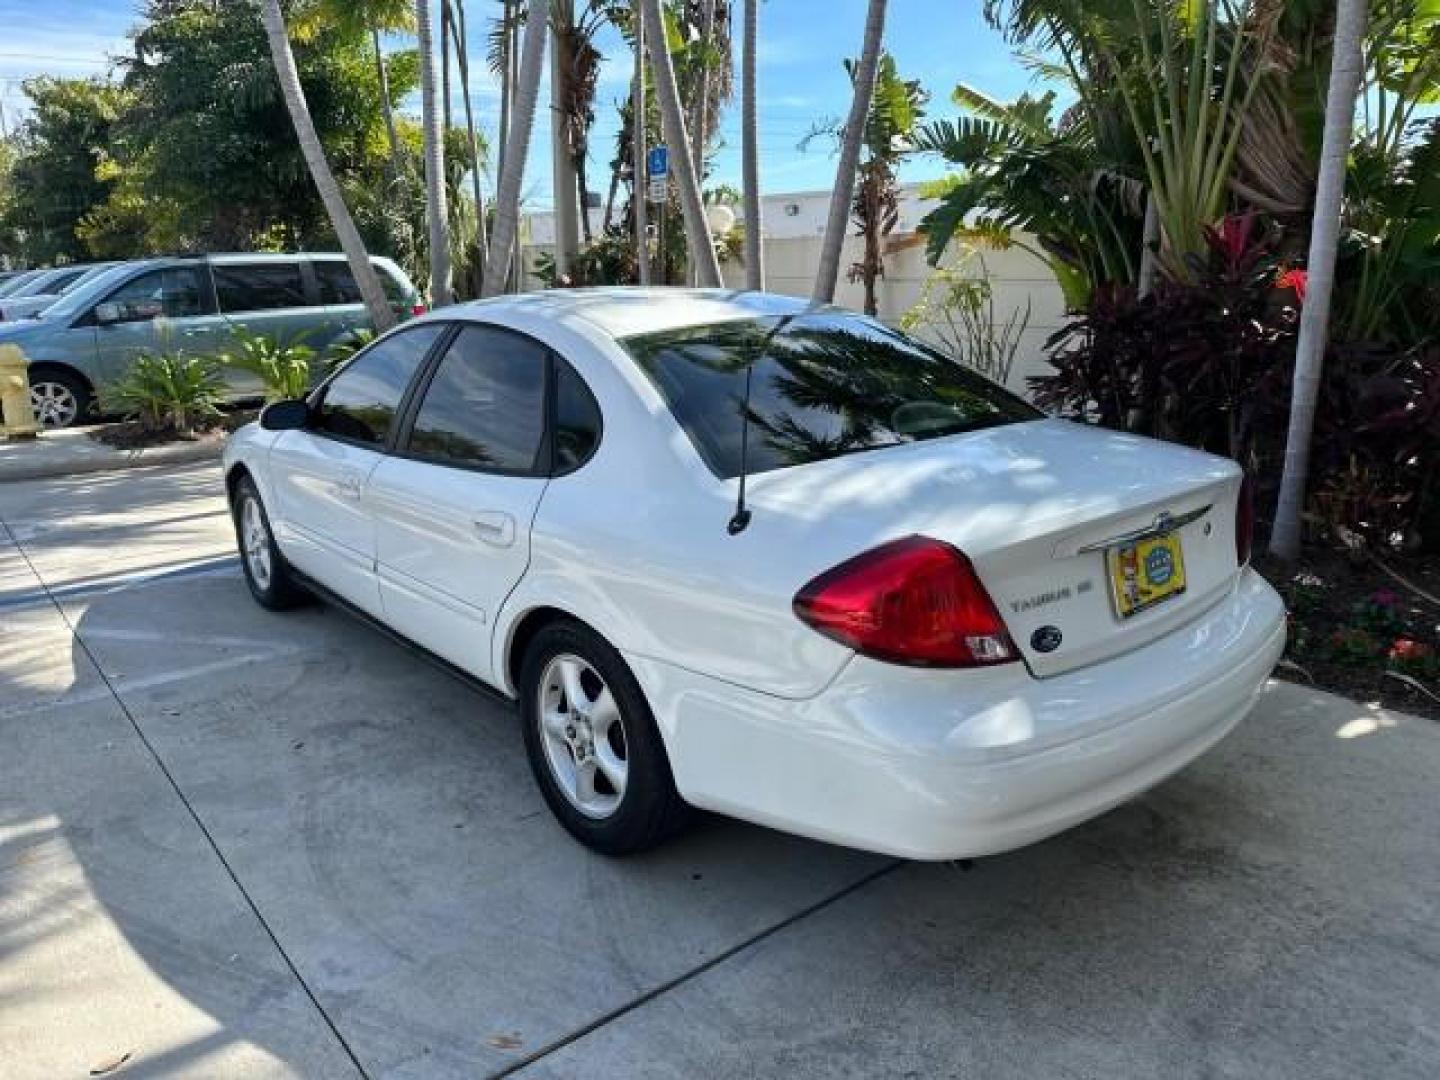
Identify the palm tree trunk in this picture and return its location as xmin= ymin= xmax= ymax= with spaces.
xmin=452 ymin=0 xmax=488 ymax=294
xmin=632 ymin=0 xmax=650 ymax=285
xmin=684 ymin=0 xmax=716 ymax=287
xmin=259 ymin=0 xmax=396 ymax=333
xmin=1269 ymin=0 xmax=1367 ymax=560
xmin=371 ymin=27 xmax=405 ymax=182
xmin=482 ymin=0 xmax=550 ymax=296
xmin=641 ymin=0 xmax=721 ymax=287
xmin=498 ymin=0 xmax=512 ymax=182
xmin=417 ymin=0 xmax=453 ymax=306
xmin=741 ymin=0 xmax=763 ymax=290
xmin=813 ymin=0 xmax=886 ymax=305
xmin=551 ymin=0 xmax=580 ymax=279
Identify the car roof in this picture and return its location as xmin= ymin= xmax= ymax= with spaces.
xmin=452 ymin=287 xmax=819 ymax=340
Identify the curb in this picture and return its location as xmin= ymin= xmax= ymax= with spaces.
xmin=0 ymin=436 xmax=225 ymax=483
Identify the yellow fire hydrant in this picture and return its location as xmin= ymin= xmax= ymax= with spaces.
xmin=0 ymin=344 xmax=40 ymax=439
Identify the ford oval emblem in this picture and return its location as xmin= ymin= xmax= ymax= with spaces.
xmin=1032 ymin=625 xmax=1063 ymax=653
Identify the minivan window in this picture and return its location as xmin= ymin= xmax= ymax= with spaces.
xmin=98 ymin=268 xmax=205 ymax=324
xmin=314 ymin=261 xmax=407 ymax=305
xmin=405 ymin=326 xmax=548 ymax=472
xmin=214 ymin=263 xmax=309 ymax=312
xmin=314 ymin=324 xmax=445 ymax=446
xmin=624 ymin=312 xmax=1041 ymax=479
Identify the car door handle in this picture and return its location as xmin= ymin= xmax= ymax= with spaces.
xmin=471 ymin=511 xmax=516 ymax=547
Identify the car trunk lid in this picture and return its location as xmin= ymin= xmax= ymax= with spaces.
xmin=750 ymin=419 xmax=1245 ymax=678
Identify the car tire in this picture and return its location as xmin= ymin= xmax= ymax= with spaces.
xmin=28 ymin=368 xmax=91 ymax=429
xmin=231 ymin=475 xmax=308 ymax=611
xmin=520 ymin=620 xmax=692 ymax=855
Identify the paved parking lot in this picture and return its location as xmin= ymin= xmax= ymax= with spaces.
xmin=2 ymin=461 xmax=1437 ymax=1079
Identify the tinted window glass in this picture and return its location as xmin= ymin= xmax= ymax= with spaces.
xmin=625 ymin=312 xmax=1041 ymax=479
xmin=100 ymin=268 xmax=205 ymax=324
xmin=407 ymin=326 xmax=547 ymax=471
xmin=553 ymin=360 xmax=602 ymax=473
xmin=214 ymin=262 xmax=308 ymax=312
xmin=316 ymin=325 xmax=445 ymax=445
xmin=314 ymin=261 xmax=408 ymax=305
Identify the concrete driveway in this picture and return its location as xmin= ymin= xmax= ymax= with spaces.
xmin=1 ymin=462 xmax=1436 ymax=1080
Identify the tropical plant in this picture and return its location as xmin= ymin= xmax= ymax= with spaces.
xmin=259 ymin=0 xmax=398 ymax=333
xmin=901 ymin=249 xmax=1031 ymax=386
xmin=101 ymin=352 xmax=225 ymax=436
xmin=290 ymin=0 xmax=416 ymax=181
xmin=219 ymin=329 xmax=318 ymax=402
xmin=804 ymin=53 xmax=925 ymax=316
xmin=813 ymin=0 xmax=888 ymax=304
xmin=913 ymin=85 xmax=1142 ymax=311
xmin=483 ymin=0 xmax=551 ymax=295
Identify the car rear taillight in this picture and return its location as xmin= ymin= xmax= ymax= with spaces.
xmin=410 ymin=302 xmax=428 ymax=317
xmin=1235 ymin=473 xmax=1254 ymax=566
xmin=793 ymin=536 xmax=1018 ymax=667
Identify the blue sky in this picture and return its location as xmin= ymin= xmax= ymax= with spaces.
xmin=0 ymin=1 xmax=1040 ymax=210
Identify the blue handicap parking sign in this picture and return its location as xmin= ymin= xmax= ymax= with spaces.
xmin=647 ymin=146 xmax=669 ymax=177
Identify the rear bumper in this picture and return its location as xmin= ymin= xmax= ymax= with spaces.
xmin=628 ymin=569 xmax=1286 ymax=860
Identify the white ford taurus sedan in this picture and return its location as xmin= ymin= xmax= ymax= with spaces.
xmin=223 ymin=288 xmax=1286 ymax=859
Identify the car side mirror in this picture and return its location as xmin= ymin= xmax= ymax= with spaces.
xmin=93 ymin=302 xmax=122 ymax=326
xmin=260 ymin=399 xmax=311 ymax=431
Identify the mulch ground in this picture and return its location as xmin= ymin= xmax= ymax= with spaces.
xmin=88 ymin=408 xmax=259 ymax=450
xmin=1256 ymin=549 xmax=1440 ymax=721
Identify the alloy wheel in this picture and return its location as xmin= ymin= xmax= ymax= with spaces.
xmin=240 ymin=496 xmax=272 ymax=591
xmin=536 ymin=653 xmax=629 ymax=819
xmin=29 ymin=381 xmax=79 ymax=428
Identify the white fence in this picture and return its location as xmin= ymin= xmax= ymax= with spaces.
xmin=519 ymin=230 xmax=1067 ymax=396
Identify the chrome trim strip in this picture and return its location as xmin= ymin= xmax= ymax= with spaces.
xmin=1076 ymin=504 xmax=1213 ymax=554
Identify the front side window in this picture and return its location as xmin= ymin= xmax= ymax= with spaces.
xmin=405 ymin=326 xmax=548 ymax=472
xmin=214 ymin=262 xmax=309 ymax=313
xmin=624 ymin=312 xmax=1042 ymax=479
xmin=98 ymin=268 xmax=204 ymax=324
xmin=314 ymin=324 xmax=446 ymax=446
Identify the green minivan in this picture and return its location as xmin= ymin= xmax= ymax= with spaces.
xmin=0 ymin=252 xmax=421 ymax=428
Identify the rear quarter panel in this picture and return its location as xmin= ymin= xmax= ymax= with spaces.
xmin=487 ymin=313 xmax=854 ymax=701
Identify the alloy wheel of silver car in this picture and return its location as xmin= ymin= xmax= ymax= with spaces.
xmin=536 ymin=653 xmax=629 ymax=819
xmin=29 ymin=381 xmax=79 ymax=428
xmin=240 ymin=495 xmax=273 ymax=591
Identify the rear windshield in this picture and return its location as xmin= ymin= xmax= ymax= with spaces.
xmin=623 ymin=312 xmax=1040 ymax=479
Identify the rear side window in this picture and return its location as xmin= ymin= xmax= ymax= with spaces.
xmin=405 ymin=326 xmax=548 ymax=472
xmin=315 ymin=261 xmax=408 ymax=305
xmin=214 ymin=262 xmax=309 ymax=312
xmin=624 ymin=312 xmax=1041 ymax=479
xmin=553 ymin=360 xmax=602 ymax=474
xmin=315 ymin=324 xmax=446 ymax=446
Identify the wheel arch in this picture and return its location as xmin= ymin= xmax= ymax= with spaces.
xmin=25 ymin=360 xmax=95 ymax=395
xmin=501 ymin=604 xmax=593 ymax=699
xmin=224 ymin=461 xmax=253 ymax=507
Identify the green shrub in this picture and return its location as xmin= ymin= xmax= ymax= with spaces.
xmin=219 ymin=329 xmax=316 ymax=401
xmin=101 ymin=352 xmax=224 ymax=435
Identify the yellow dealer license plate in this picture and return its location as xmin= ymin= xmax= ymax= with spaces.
xmin=1107 ymin=532 xmax=1186 ymax=619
